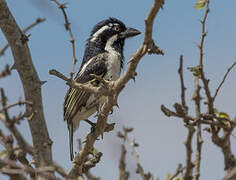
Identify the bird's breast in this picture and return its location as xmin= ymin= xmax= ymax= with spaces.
xmin=105 ymin=51 xmax=122 ymax=81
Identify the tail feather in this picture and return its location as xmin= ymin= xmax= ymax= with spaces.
xmin=68 ymin=123 xmax=74 ymax=161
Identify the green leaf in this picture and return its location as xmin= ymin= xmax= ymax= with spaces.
xmin=218 ymin=112 xmax=230 ymax=120
xmin=188 ymin=67 xmax=201 ymax=77
xmin=216 ymin=111 xmax=230 ymax=126
xmin=93 ymin=148 xmax=99 ymax=155
xmin=194 ymin=0 xmax=206 ymax=10
xmin=0 ymin=150 xmax=7 ymax=158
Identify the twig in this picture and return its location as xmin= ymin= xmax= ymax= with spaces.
xmin=119 ymin=144 xmax=130 ymax=180
xmin=118 ymin=127 xmax=152 ymax=180
xmin=0 ymin=18 xmax=46 ymax=57
xmin=178 ymin=55 xmax=187 ymax=111
xmin=197 ymin=0 xmax=214 ymax=114
xmin=183 ymin=126 xmax=195 ymax=180
xmin=213 ymin=61 xmax=236 ymax=100
xmin=0 ymin=99 xmax=32 ymax=114
xmin=51 ymin=0 xmax=77 ymax=78
xmin=0 ymin=64 xmax=10 ymax=78
xmin=85 ymin=171 xmax=100 ymax=180
xmin=169 ymin=164 xmax=184 ymax=180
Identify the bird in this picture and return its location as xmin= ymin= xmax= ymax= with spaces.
xmin=63 ymin=17 xmax=141 ymax=161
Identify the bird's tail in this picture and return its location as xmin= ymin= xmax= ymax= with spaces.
xmin=68 ymin=123 xmax=74 ymax=161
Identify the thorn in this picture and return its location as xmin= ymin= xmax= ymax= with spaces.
xmin=20 ymin=33 xmax=30 ymax=44
xmin=131 ymin=76 xmax=136 ymax=82
xmin=40 ymin=81 xmax=47 ymax=86
xmin=114 ymin=103 xmax=119 ymax=109
xmin=10 ymin=63 xmax=18 ymax=70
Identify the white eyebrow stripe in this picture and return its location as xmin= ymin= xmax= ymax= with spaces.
xmin=90 ymin=25 xmax=110 ymax=42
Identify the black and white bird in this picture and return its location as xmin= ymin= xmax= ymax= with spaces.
xmin=63 ymin=17 xmax=141 ymax=160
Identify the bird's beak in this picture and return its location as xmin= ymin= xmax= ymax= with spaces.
xmin=119 ymin=27 xmax=141 ymax=39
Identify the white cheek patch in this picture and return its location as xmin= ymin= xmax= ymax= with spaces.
xmin=90 ymin=25 xmax=109 ymax=42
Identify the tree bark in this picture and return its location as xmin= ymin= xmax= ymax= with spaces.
xmin=0 ymin=0 xmax=54 ymax=179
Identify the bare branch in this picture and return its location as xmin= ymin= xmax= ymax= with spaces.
xmin=51 ymin=0 xmax=77 ymax=78
xmin=213 ymin=61 xmax=236 ymax=100
xmin=192 ymin=77 xmax=203 ymax=180
xmin=0 ymin=64 xmax=10 ymax=79
xmin=197 ymin=0 xmax=214 ymax=114
xmin=119 ymin=144 xmax=130 ymax=180
xmin=178 ymin=55 xmax=187 ymax=112
xmin=0 ymin=1 xmax=54 ymax=179
xmin=169 ymin=164 xmax=184 ymax=180
xmin=0 ymin=18 xmax=46 ymax=57
xmin=183 ymin=126 xmax=195 ymax=180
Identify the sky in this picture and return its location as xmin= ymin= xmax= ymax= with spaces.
xmin=1 ymin=0 xmax=236 ymax=179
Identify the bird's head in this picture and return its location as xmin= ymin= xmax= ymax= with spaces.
xmin=89 ymin=17 xmax=141 ymax=42
xmin=83 ymin=17 xmax=141 ymax=63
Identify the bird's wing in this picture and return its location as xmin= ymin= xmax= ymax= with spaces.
xmin=63 ymin=53 xmax=108 ymax=124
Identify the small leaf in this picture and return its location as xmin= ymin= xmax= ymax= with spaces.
xmin=218 ymin=112 xmax=230 ymax=120
xmin=216 ymin=111 xmax=230 ymax=126
xmin=188 ymin=67 xmax=200 ymax=77
xmin=194 ymin=0 xmax=206 ymax=10
xmin=0 ymin=150 xmax=7 ymax=158
xmin=93 ymin=148 xmax=99 ymax=155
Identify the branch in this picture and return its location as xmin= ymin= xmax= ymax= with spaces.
xmin=0 ymin=1 xmax=54 ymax=179
xmin=51 ymin=0 xmax=77 ymax=78
xmin=49 ymin=69 xmax=111 ymax=96
xmin=178 ymin=55 xmax=187 ymax=112
xmin=213 ymin=61 xmax=236 ymax=100
xmin=0 ymin=17 xmax=46 ymax=57
xmin=197 ymin=0 xmax=214 ymax=114
xmin=0 ymin=64 xmax=10 ymax=79
xmin=169 ymin=164 xmax=184 ymax=180
xmin=192 ymin=76 xmax=203 ymax=180
xmin=119 ymin=144 xmax=130 ymax=180
xmin=118 ymin=127 xmax=153 ymax=180
xmin=183 ymin=126 xmax=195 ymax=180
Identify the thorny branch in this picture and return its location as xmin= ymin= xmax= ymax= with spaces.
xmin=162 ymin=1 xmax=236 ymax=179
xmin=192 ymin=76 xmax=202 ymax=180
xmin=0 ymin=17 xmax=46 ymax=57
xmin=0 ymin=64 xmax=10 ymax=79
xmin=119 ymin=144 xmax=129 ymax=180
xmin=118 ymin=127 xmax=153 ymax=180
xmin=0 ymin=87 xmax=67 ymax=179
xmin=0 ymin=1 xmax=54 ymax=178
xmin=169 ymin=164 xmax=184 ymax=180
xmin=51 ymin=0 xmax=77 ymax=79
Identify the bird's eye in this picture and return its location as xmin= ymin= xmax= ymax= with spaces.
xmin=114 ymin=26 xmax=120 ymax=32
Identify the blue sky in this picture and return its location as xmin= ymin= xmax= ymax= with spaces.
xmin=1 ymin=0 xmax=236 ymax=179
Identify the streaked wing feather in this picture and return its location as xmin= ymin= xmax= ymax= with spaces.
xmin=63 ymin=53 xmax=108 ymax=124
